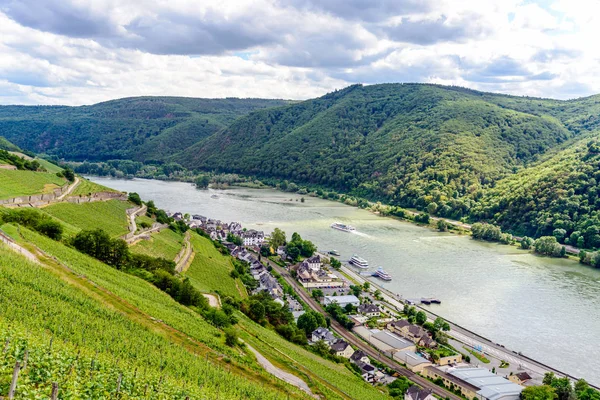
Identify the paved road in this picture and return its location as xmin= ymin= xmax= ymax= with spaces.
xmin=245 ymin=342 xmax=315 ymax=397
xmin=264 ymin=260 xmax=461 ymax=400
xmin=338 ymin=266 xmax=597 ymax=389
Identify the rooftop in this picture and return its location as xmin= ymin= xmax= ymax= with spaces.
xmin=324 ymin=295 xmax=359 ymax=304
xmin=448 ymin=367 xmax=524 ymax=400
xmin=372 ymin=330 xmax=415 ymax=350
xmin=396 ymin=351 xmax=431 ymax=367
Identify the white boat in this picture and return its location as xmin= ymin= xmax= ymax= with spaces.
xmin=331 ymin=222 xmax=355 ymax=232
xmin=329 ymin=249 xmax=340 ymax=256
xmin=349 ymin=254 xmax=369 ymax=269
xmin=373 ymin=266 xmax=392 ymax=281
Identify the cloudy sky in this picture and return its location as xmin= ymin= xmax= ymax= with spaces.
xmin=0 ymin=0 xmax=598 ymax=105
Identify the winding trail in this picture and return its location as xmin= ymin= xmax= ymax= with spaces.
xmin=57 ymin=176 xmax=80 ymax=200
xmin=244 ymin=342 xmax=315 ymax=397
xmin=175 ymin=231 xmax=194 ymax=273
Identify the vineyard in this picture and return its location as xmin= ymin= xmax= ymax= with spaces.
xmin=0 ymin=246 xmax=307 ymax=399
xmin=69 ymin=178 xmax=118 ymax=197
xmin=0 ymin=169 xmax=66 ymax=200
xmin=131 ymin=228 xmax=184 ymax=260
xmin=41 ymin=200 xmax=131 ymax=238
xmin=185 ymin=234 xmax=248 ymax=300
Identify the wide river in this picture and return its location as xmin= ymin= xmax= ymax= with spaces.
xmin=90 ymin=177 xmax=600 ymax=384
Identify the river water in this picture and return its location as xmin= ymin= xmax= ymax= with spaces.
xmin=90 ymin=177 xmax=600 ymax=384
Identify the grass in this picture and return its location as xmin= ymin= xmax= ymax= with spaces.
xmin=71 ymin=177 xmax=120 ymax=196
xmin=463 ymin=346 xmax=491 ymax=364
xmin=238 ymin=313 xmax=389 ymax=400
xmin=36 ymin=158 xmax=63 ymax=174
xmin=0 ymin=169 xmax=66 ymax=200
xmin=131 ymin=228 xmax=184 ymax=260
xmin=0 ymin=240 xmax=307 ymax=400
xmin=185 ymin=233 xmax=247 ymax=299
xmin=135 ymin=214 xmax=155 ymax=230
xmin=41 ymin=199 xmax=132 ymax=238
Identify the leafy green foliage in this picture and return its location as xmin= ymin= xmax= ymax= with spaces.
xmin=285 ymin=232 xmax=315 ymax=261
xmin=0 ymin=97 xmax=289 ymax=162
xmin=1 ymin=208 xmax=63 ymax=240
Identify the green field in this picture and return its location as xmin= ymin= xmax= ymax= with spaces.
xmin=186 ymin=233 xmax=247 ymax=299
xmin=36 ymin=158 xmax=63 ymax=174
xmin=71 ymin=177 xmax=120 ymax=196
xmin=42 ymin=199 xmax=131 ymax=237
xmin=135 ymin=214 xmax=155 ymax=230
xmin=0 ymin=241 xmax=306 ymax=399
xmin=0 ymin=169 xmax=66 ymax=200
xmin=131 ymin=228 xmax=184 ymax=260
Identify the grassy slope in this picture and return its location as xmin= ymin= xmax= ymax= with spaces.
xmin=42 ymin=199 xmax=131 ymax=237
xmin=36 ymin=158 xmax=63 ymax=174
xmin=185 ymin=233 xmax=247 ymax=299
xmin=70 ymin=177 xmax=119 ymax=196
xmin=0 ymin=238 xmax=306 ymax=399
xmin=0 ymin=169 xmax=66 ymax=200
xmin=131 ymin=228 xmax=184 ymax=260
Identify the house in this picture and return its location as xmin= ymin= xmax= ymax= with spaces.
xmin=388 ymin=320 xmax=437 ymax=348
xmin=277 ymin=246 xmax=287 ymax=257
xmin=192 ymin=214 xmax=205 ymax=221
xmin=405 ymin=386 xmax=436 ymax=400
xmin=350 ymin=350 xmax=370 ymax=364
xmin=287 ymin=298 xmax=304 ymax=312
xmin=330 ymin=340 xmax=354 ymax=358
xmin=242 ymin=230 xmax=265 ymax=246
xmin=423 ymin=366 xmax=523 ymax=400
xmin=370 ymin=330 xmax=416 ymax=354
xmin=311 ymin=327 xmax=336 ymax=346
xmin=172 ymin=212 xmax=183 ymax=221
xmin=296 ymin=263 xmax=344 ymax=289
xmin=508 ymin=372 xmax=532 ymax=386
xmin=305 ymin=255 xmax=322 ymax=271
xmin=256 ymin=273 xmax=282 ymax=299
xmin=355 ymin=361 xmax=378 ymax=383
xmin=437 ymin=354 xmax=463 ymax=366
xmin=393 ymin=351 xmax=431 ymax=373
xmin=323 ymin=295 xmax=360 ymax=308
xmin=357 ymin=303 xmax=381 ymax=317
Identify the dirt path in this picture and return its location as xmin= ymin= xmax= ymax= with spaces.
xmin=175 ymin=231 xmax=194 ymax=273
xmin=245 ymin=343 xmax=315 ymax=397
xmin=57 ymin=176 xmax=80 ymax=200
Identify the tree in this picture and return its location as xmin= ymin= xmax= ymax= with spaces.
xmin=312 ymin=340 xmax=330 ymax=357
xmin=521 ymin=385 xmax=557 ymax=400
xmin=63 ymin=167 xmax=75 ymax=182
xmin=363 ymin=282 xmax=370 ymax=291
xmin=311 ymin=289 xmax=324 ymax=300
xmin=433 ymin=317 xmax=450 ymax=332
xmin=224 ymin=327 xmax=238 ymax=347
xmin=194 ymin=174 xmax=210 ymax=189
xmin=553 ymin=229 xmax=567 ymax=243
xmin=270 ymin=228 xmax=286 ymax=249
xmin=521 ymin=236 xmax=534 ymax=250
xmin=35 ymin=220 xmax=63 ymax=241
xmin=128 ymin=192 xmax=142 ymax=205
xmin=297 ymin=312 xmax=318 ymax=336
xmin=350 ymin=285 xmax=362 ymax=297
xmin=330 ymin=257 xmax=342 ymax=269
xmin=415 ymin=311 xmax=427 ymax=325
xmin=249 ymin=300 xmax=266 ymax=322
xmin=534 ymin=237 xmax=563 ymax=257
xmin=437 ymin=220 xmax=448 ymax=232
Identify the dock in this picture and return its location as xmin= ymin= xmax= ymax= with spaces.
xmin=421 ymin=297 xmax=441 ymax=305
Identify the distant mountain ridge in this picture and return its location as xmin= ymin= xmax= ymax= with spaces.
xmin=2 ymin=84 xmax=600 ymax=245
xmin=0 ymin=96 xmax=289 ymax=162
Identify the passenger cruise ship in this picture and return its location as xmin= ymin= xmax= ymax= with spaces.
xmin=349 ymin=255 xmax=369 ymax=269
xmin=373 ymin=266 xmax=392 ymax=281
xmin=330 ymin=222 xmax=355 ymax=232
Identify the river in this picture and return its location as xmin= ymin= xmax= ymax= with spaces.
xmin=90 ymin=176 xmax=600 ymax=385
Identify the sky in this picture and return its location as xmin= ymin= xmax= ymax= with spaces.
xmin=0 ymin=0 xmax=599 ymax=105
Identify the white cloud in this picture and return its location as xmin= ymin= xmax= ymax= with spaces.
xmin=0 ymin=0 xmax=599 ymax=104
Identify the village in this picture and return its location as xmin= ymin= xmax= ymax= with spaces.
xmin=175 ymin=212 xmax=537 ymax=400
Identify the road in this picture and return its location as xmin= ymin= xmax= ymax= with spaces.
xmin=57 ymin=176 xmax=80 ymax=200
xmin=245 ymin=342 xmax=315 ymax=397
xmin=338 ymin=266 xmax=598 ymax=389
xmin=264 ymin=259 xmax=461 ymax=400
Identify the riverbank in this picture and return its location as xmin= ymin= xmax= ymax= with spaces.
xmin=86 ymin=176 xmax=600 ymax=385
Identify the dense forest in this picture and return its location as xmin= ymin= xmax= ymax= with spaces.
xmin=0 ymin=97 xmax=288 ymax=162
xmin=3 ymin=84 xmax=600 ymax=249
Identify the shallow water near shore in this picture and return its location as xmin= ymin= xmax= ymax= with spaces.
xmin=89 ymin=176 xmax=600 ymax=385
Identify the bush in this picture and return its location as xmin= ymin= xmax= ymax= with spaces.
xmin=224 ymin=327 xmax=238 ymax=347
xmin=2 ymin=208 xmax=63 ymax=241
xmin=128 ymin=192 xmax=142 ymax=206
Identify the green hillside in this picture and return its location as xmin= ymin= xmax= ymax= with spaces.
xmin=177 ymin=84 xmax=570 ymax=207
xmin=0 ymin=97 xmax=289 ymax=162
xmin=0 ymin=169 xmax=67 ymax=200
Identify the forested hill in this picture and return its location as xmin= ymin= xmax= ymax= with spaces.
xmin=0 ymin=97 xmax=289 ymax=162
xmin=177 ymin=83 xmax=576 ymax=205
